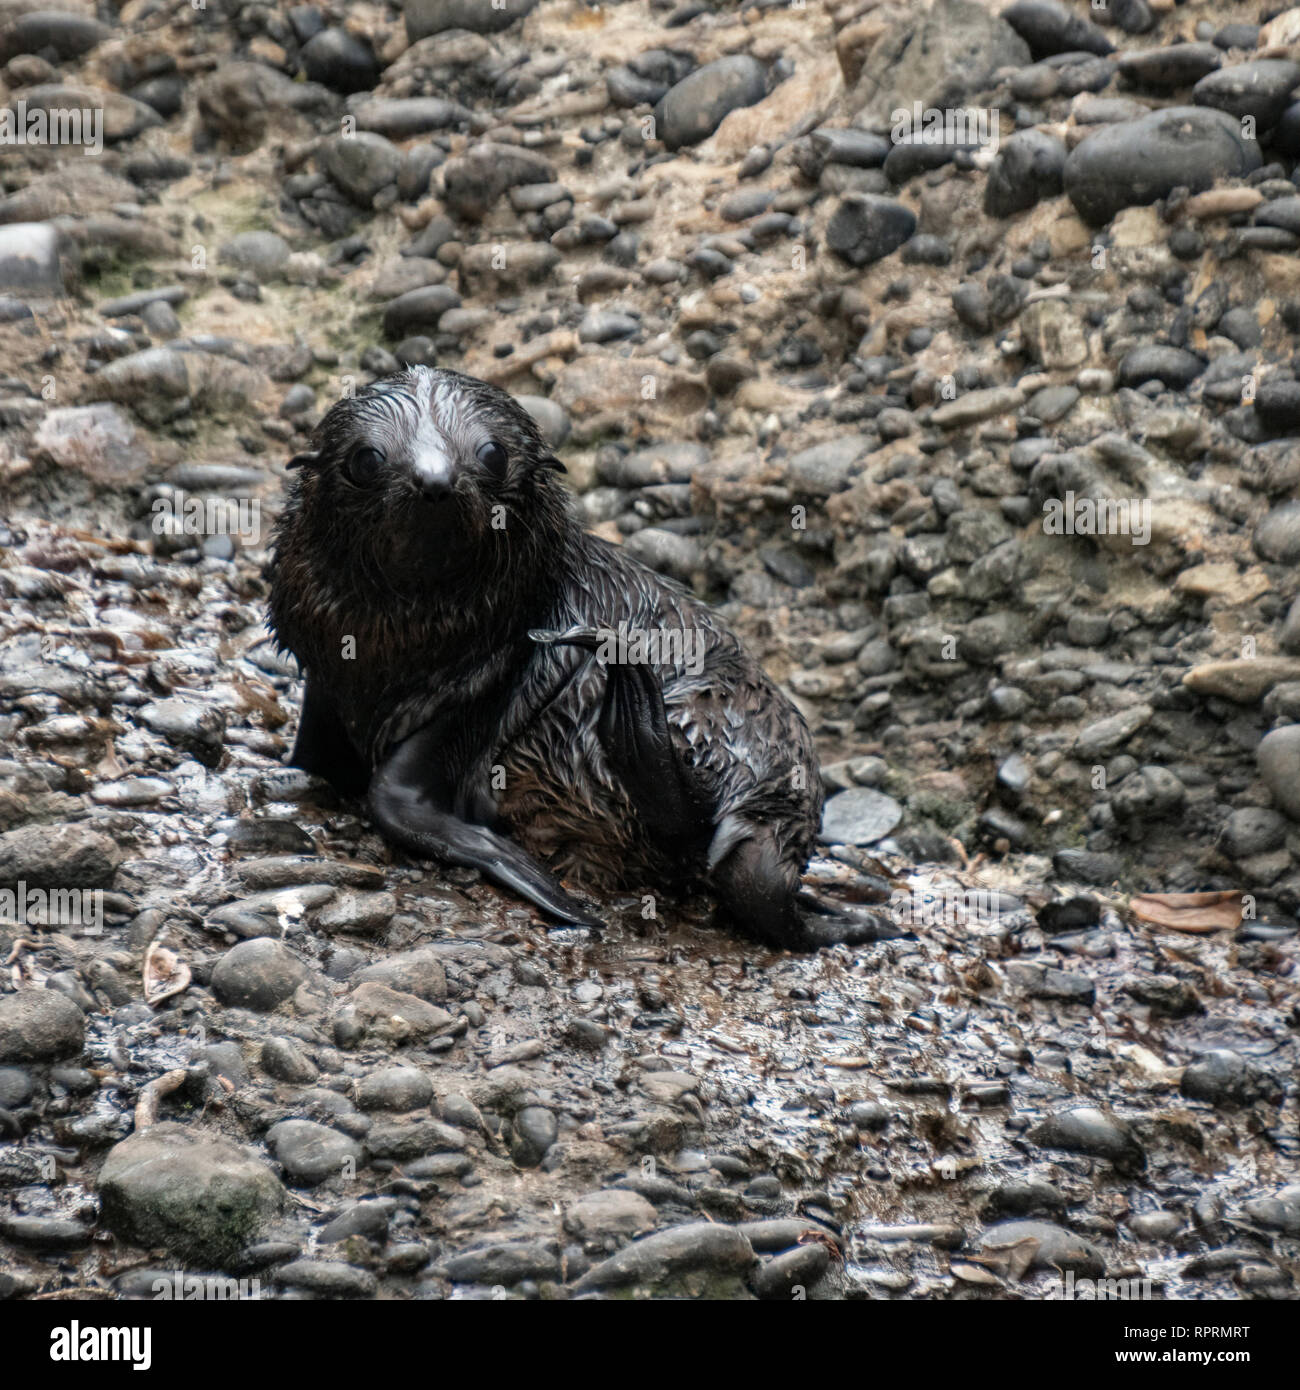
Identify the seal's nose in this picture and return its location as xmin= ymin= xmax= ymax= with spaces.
xmin=413 ymin=447 xmax=453 ymax=502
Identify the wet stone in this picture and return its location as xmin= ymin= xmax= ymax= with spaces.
xmin=98 ymin=1123 xmax=284 ymax=1263
xmin=982 ymin=1179 xmax=1066 ymax=1218
xmin=0 ymin=989 xmax=84 ymax=1063
xmin=510 ymin=1105 xmax=558 ymax=1167
xmin=353 ymin=950 xmax=450 ymax=1006
xmin=1029 ymin=1107 xmax=1146 ymax=1172
xmin=1129 ymin=1210 xmax=1184 ymax=1241
xmin=266 ymin=1119 xmax=363 ymax=1187
xmin=1118 ymin=43 xmax=1221 ymax=92
xmin=564 ymin=1188 xmax=657 ymax=1242
xmin=752 ymin=1242 xmax=830 ymax=1299
xmin=342 ymin=983 xmax=455 ymax=1046
xmin=207 ymin=886 xmax=337 ymax=941
xmin=356 ymin=1066 xmax=434 ymax=1112
xmin=315 ymin=889 xmax=397 ymax=936
xmin=275 ymin=1259 xmax=377 ymax=1297
xmin=1003 ymin=0 xmax=1114 ymax=59
xmin=366 ymin=1117 xmax=467 ymax=1159
xmin=820 ymin=788 xmax=903 ymax=845
xmin=260 ymin=1037 xmax=320 ymax=1085
xmin=0 ymin=1215 xmax=93 ymax=1248
xmin=139 ymin=697 xmax=226 ymax=764
xmin=1180 ymin=1050 xmax=1282 ymax=1108
xmin=826 ymin=195 xmax=917 ymax=268
xmin=1220 ymin=807 xmax=1287 ymax=858
xmin=981 ymin=1220 xmax=1106 ymax=1278
xmin=1193 ymin=60 xmax=1300 ymax=128
xmin=1257 ymin=725 xmax=1300 ymax=819
xmin=1006 ymin=963 xmax=1096 ymax=1005
xmin=656 ymin=56 xmax=767 ymax=151
xmin=1122 ymin=974 xmax=1202 ymax=1017
xmin=443 ymin=1237 xmax=561 ymax=1286
xmin=218 ymin=232 xmax=291 ymax=283
xmin=301 ymin=28 xmax=380 ymax=95
xmin=1063 ymin=106 xmax=1261 ymax=225
xmin=320 ymin=133 xmax=402 ymax=206
xmin=0 ymin=1067 xmax=33 ymax=1108
xmin=0 ymin=822 xmax=121 ymax=890
xmin=211 ymin=940 xmax=310 ymax=1012
xmin=984 ymin=129 xmax=1066 ymax=217
xmin=572 ymin=1221 xmax=755 ymax=1294
xmin=319 ymin=1200 xmax=392 ymax=1244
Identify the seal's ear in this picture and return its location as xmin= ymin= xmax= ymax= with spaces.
xmin=538 ymin=453 xmax=567 ymax=474
xmin=286 ymin=450 xmax=321 ymax=471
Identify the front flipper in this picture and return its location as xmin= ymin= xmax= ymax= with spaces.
xmin=369 ymin=723 xmax=603 ymax=929
xmin=290 ymin=676 xmax=370 ymax=799
xmin=713 ymin=831 xmax=905 ymax=952
xmin=529 ymin=627 xmax=714 ymax=851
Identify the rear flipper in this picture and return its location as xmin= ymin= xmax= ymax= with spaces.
xmin=712 ymin=831 xmax=904 ymax=952
xmin=289 ymin=676 xmax=370 ymax=800
xmin=369 ymin=721 xmax=603 ymax=929
xmin=530 ymin=626 xmax=714 ymax=852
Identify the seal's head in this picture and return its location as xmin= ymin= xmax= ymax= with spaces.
xmin=285 ymin=366 xmax=568 ymax=585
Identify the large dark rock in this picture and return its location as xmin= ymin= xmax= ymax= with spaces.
xmin=1258 ymin=725 xmax=1300 ymax=820
xmin=382 ymin=284 xmax=462 ymax=339
xmin=301 ymin=28 xmax=381 ymax=95
xmin=0 ymin=11 xmax=109 ymax=63
xmin=0 ymin=990 xmax=84 ymax=1063
xmin=984 ymin=128 xmax=1066 ymax=216
xmin=572 ymin=1222 xmax=755 ymax=1293
xmin=1254 ymin=500 xmax=1300 ymax=564
xmin=1180 ymin=1050 xmax=1283 ymax=1108
xmin=1001 ymin=0 xmax=1112 ymax=58
xmin=1117 ymin=345 xmax=1206 ymax=390
xmin=17 ymin=83 xmax=160 ymax=144
xmin=348 ymin=97 xmax=470 ymax=138
xmin=1194 ymin=60 xmax=1300 ymax=130
xmin=320 ymin=132 xmax=402 ymax=205
xmin=0 ymin=822 xmax=120 ymax=889
xmin=440 ymin=142 xmax=554 ymax=221
xmin=98 ymin=1124 xmax=284 ymax=1263
xmin=848 ymin=0 xmax=1030 ymax=129
xmin=404 ymin=0 xmax=537 ymax=40
xmin=826 ymin=194 xmax=916 ymax=267
xmin=1064 ymin=106 xmax=1261 ymax=225
xmin=1117 ymin=43 xmax=1221 ymax=93
xmin=210 ymin=939 xmax=309 ymax=1012
xmin=655 ymin=56 xmax=767 ymax=150
xmin=196 ymin=62 xmax=335 ymax=148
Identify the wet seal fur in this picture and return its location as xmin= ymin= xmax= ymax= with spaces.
xmin=268 ymin=366 xmax=884 ymax=949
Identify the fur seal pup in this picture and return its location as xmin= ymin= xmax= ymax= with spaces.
xmin=268 ymin=366 xmax=883 ymax=949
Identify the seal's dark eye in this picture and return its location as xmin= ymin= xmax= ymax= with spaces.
xmin=343 ymin=445 xmax=385 ymax=488
xmin=476 ymin=439 xmax=508 ymax=477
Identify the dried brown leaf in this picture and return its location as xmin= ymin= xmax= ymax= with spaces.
xmin=143 ymin=940 xmax=191 ymax=1007
xmin=1130 ymin=891 xmax=1242 ymax=934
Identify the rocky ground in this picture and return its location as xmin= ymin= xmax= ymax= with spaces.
xmin=0 ymin=0 xmax=1299 ymax=1302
